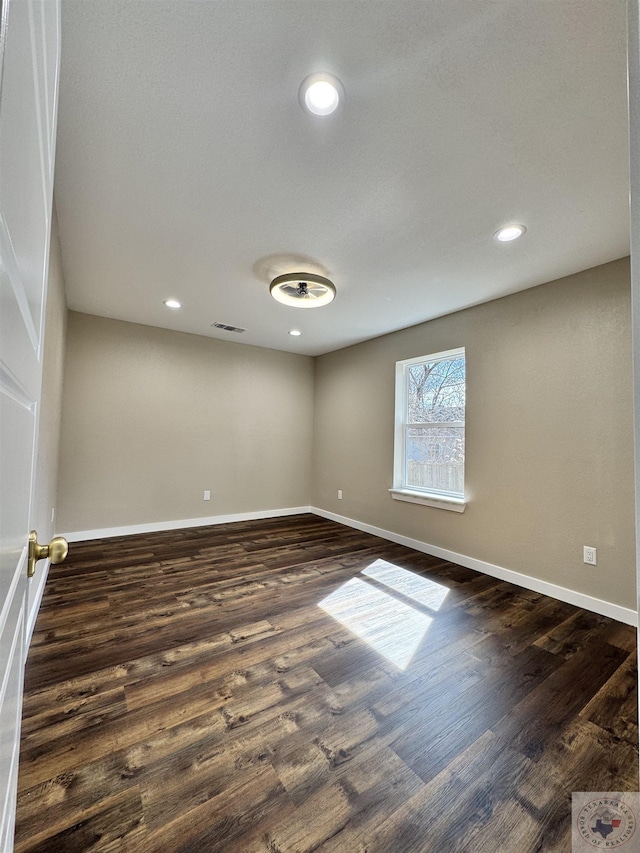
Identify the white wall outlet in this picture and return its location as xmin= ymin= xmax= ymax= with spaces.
xmin=337 ymin=489 xmax=343 ymax=500
xmin=583 ymin=546 xmax=597 ymax=566
xmin=203 ymin=490 xmax=211 ymax=501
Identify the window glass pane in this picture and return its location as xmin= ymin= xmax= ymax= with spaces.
xmin=407 ymin=358 xmax=465 ymax=423
xmin=405 ymin=427 xmax=464 ymax=495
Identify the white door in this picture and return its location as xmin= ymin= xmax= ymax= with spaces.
xmin=0 ymin=1 xmax=60 ymax=850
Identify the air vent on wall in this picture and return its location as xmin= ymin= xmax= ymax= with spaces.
xmin=211 ymin=322 xmax=247 ymax=333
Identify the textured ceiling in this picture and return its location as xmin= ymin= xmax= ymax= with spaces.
xmin=55 ymin=0 xmax=630 ymax=356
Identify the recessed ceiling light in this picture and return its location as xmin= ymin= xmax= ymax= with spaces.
xmin=270 ymin=272 xmax=336 ymax=308
xmin=494 ymin=224 xmax=526 ymax=242
xmin=289 ymin=329 xmax=302 ymax=337
xmin=299 ymin=73 xmax=345 ymax=116
xmin=164 ymin=299 xmax=182 ymax=309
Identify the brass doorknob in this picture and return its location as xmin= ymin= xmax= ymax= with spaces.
xmin=28 ymin=530 xmax=68 ymax=578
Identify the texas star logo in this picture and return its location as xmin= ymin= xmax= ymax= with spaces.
xmin=577 ymin=798 xmax=637 ymax=848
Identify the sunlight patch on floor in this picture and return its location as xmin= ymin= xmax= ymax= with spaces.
xmin=362 ymin=559 xmax=449 ymax=611
xmin=318 ymin=577 xmax=433 ymax=670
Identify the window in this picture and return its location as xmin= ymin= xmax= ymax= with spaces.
xmin=391 ymin=347 xmax=466 ymax=512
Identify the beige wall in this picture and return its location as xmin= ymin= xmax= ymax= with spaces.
xmin=57 ymin=314 xmax=314 ymax=532
xmin=30 ymin=208 xmax=68 ymax=625
xmin=312 ymin=258 xmax=636 ymax=609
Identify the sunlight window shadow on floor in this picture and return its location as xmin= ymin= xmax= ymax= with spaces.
xmin=318 ymin=562 xmax=450 ymax=669
xmin=362 ymin=559 xmax=449 ymax=611
xmin=318 ymin=576 xmax=434 ymax=669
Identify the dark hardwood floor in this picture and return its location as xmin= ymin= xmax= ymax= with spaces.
xmin=14 ymin=514 xmax=638 ymax=852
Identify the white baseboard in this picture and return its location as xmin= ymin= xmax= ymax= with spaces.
xmin=310 ymin=506 xmax=638 ymax=627
xmin=64 ymin=506 xmax=313 ymax=542
xmin=63 ymin=504 xmax=637 ymax=626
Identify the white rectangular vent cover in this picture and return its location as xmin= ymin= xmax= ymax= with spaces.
xmin=212 ymin=322 xmax=247 ymax=333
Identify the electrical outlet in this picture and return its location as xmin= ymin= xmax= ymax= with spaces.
xmin=583 ymin=546 xmax=597 ymax=566
xmin=337 ymin=489 xmax=343 ymax=500
xmin=203 ymin=490 xmax=211 ymax=501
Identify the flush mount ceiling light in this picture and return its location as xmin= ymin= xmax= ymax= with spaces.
xmin=270 ymin=272 xmax=336 ymax=308
xmin=163 ymin=298 xmax=182 ymax=309
xmin=299 ymin=72 xmax=345 ymax=116
xmin=494 ymin=224 xmax=527 ymax=242
xmin=289 ymin=329 xmax=302 ymax=336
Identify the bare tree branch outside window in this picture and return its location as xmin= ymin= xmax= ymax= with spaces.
xmin=404 ymin=355 xmax=465 ymax=495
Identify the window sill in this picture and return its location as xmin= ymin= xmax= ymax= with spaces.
xmin=389 ymin=489 xmax=466 ymax=513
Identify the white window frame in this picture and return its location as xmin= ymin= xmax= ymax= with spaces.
xmin=390 ymin=347 xmax=466 ymax=512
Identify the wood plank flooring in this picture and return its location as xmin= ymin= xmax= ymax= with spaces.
xmin=14 ymin=514 xmax=638 ymax=852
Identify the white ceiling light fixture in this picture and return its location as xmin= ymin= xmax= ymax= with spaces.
xmin=270 ymin=272 xmax=336 ymax=308
xmin=494 ymin=224 xmax=527 ymax=242
xmin=289 ymin=329 xmax=302 ymax=336
xmin=163 ymin=298 xmax=182 ymax=308
xmin=299 ymin=72 xmax=345 ymax=116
